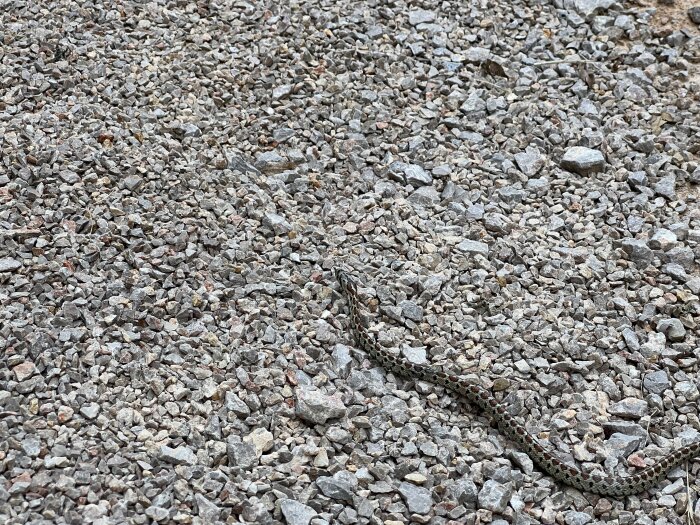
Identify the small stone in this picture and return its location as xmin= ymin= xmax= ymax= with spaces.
xmin=244 ymin=428 xmax=274 ymax=456
xmin=609 ymin=398 xmax=648 ymax=419
xmin=687 ymin=277 xmax=700 ymax=294
xmin=225 ymin=391 xmax=251 ymax=418
xmin=620 ymin=239 xmax=653 ymax=266
xmin=605 ymin=433 xmax=644 ymax=458
xmin=464 ymin=46 xmax=491 ymax=63
xmin=272 ymin=84 xmax=293 ymax=100
xmin=432 ymin=164 xmax=452 ymax=177
xmin=466 ymin=204 xmax=484 ymax=220
xmin=653 ymin=174 xmax=676 ymax=200
xmin=273 ymin=127 xmax=295 ymax=142
xmin=662 ymin=263 xmax=688 ymax=281
xmin=643 ymin=370 xmax=671 ymax=394
xmin=657 ymin=318 xmax=686 ymax=342
xmin=404 ymin=472 xmax=427 ymax=484
xmin=690 ymin=166 xmax=700 ymax=184
xmin=0 ymin=258 xmax=22 ymax=272
xmin=665 ymin=246 xmax=694 ymax=270
xmin=404 ymin=164 xmax=432 ymax=187
xmin=498 ymin=186 xmax=527 ymax=203
xmin=526 ymin=177 xmax=550 ymax=194
xmin=80 ymin=403 xmax=100 ymax=420
xmin=145 ymin=506 xmax=170 ymax=521
xmin=445 ymin=479 xmax=478 ymax=506
xmin=227 ymin=441 xmax=257 ymax=469
xmin=514 ymin=148 xmax=545 ymax=177
xmin=398 ymin=482 xmax=433 ymax=514
xmin=649 ymin=229 xmax=677 ymax=251
xmin=477 ymin=480 xmax=512 ymax=513
xmin=295 ymin=387 xmax=347 ymax=424
xmin=484 ymin=212 xmax=512 ymax=233
xmin=564 ymin=510 xmax=593 ymax=525
xmin=255 ymin=151 xmax=293 ymax=173
xmin=44 ymin=456 xmax=70 ymax=468
xmin=621 ymin=327 xmax=640 ymax=351
xmin=574 ymin=0 xmax=615 ymax=16
xmin=640 ymin=332 xmax=666 ymax=358
xmin=688 ymin=7 xmax=700 ymax=24
xmin=123 ymin=175 xmax=143 ymax=191
xmin=332 ymin=344 xmax=353 ymax=377
xmin=279 ymin=499 xmax=317 ymax=525
xmin=263 ymin=212 xmax=293 ymax=235
xmin=388 ymin=161 xmax=432 ymax=187
xmin=21 ymin=436 xmax=41 ymax=457
xmin=561 ymin=147 xmax=605 ymax=175
xmin=456 ymin=239 xmax=489 ymax=256
xmin=408 ymin=186 xmax=440 ymax=206
xmin=316 ymin=470 xmax=357 ymax=502
xmin=195 ymin=494 xmax=221 ymax=522
xmin=159 ymin=445 xmax=197 ymax=466
xmin=602 ymin=421 xmax=647 ymax=438
xmin=402 ymin=346 xmax=427 ymax=365
xmin=627 ymin=171 xmax=647 ymax=188
xmin=675 ymin=381 xmax=700 ymax=401
xmin=399 ymin=300 xmax=423 ymax=322
xmin=13 ymin=362 xmax=36 ymax=381
xmin=408 ymin=9 xmax=436 ymax=25
xmin=460 ymin=92 xmax=486 ymax=114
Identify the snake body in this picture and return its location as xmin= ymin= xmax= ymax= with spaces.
xmin=335 ymin=268 xmax=700 ymax=497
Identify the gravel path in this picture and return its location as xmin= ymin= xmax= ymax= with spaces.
xmin=1 ymin=1 xmax=700 ymax=524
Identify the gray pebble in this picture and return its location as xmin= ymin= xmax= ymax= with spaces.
xmin=316 ymin=470 xmax=357 ymax=503
xmin=653 ymin=174 xmax=676 ymax=200
xmin=643 ymin=370 xmax=671 ymax=394
xmin=466 ymin=204 xmax=485 ymax=220
xmin=195 ymin=494 xmax=221 ymax=522
xmin=574 ymin=0 xmax=615 ymax=17
xmin=227 ymin=441 xmax=257 ymax=469
xmin=159 ymin=445 xmax=197 ymax=466
xmin=564 ymin=510 xmax=593 ymax=525
xmin=295 ymin=387 xmax=347 ymax=424
xmin=514 ymin=148 xmax=545 ymax=177
xmin=80 ymin=403 xmax=100 ymax=419
xmin=408 ymin=9 xmax=436 ymax=25
xmin=649 ymin=229 xmax=677 ymax=251
xmin=627 ymin=171 xmax=648 ymax=188
xmin=398 ymin=482 xmax=433 ymax=514
xmin=620 ymin=239 xmax=653 ymax=266
xmin=225 ymin=391 xmax=251 ymax=418
xmin=609 ymin=398 xmax=648 ymax=419
xmin=457 ymin=239 xmax=489 ymax=256
xmin=255 ymin=151 xmax=293 ymax=173
xmin=656 ymin=318 xmax=686 ymax=342
xmin=560 ymin=147 xmax=605 ymax=175
xmin=0 ymin=257 xmax=22 ymax=272
xmin=280 ymin=499 xmax=317 ymax=525
xmin=477 ymin=480 xmax=512 ymax=513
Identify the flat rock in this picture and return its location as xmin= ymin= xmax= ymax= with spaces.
xmin=279 ymin=499 xmax=317 ymax=525
xmin=560 ymin=147 xmax=605 ymax=175
xmin=0 ymin=258 xmax=22 ymax=272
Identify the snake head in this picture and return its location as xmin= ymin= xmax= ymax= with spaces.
xmin=334 ymin=268 xmax=359 ymax=293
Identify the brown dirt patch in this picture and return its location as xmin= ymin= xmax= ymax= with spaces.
xmin=638 ymin=0 xmax=700 ymax=35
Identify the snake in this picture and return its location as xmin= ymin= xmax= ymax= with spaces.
xmin=334 ymin=268 xmax=700 ymax=497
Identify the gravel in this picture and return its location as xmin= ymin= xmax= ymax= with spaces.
xmin=1 ymin=0 xmax=700 ymax=524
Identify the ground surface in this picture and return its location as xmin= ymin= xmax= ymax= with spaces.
xmin=1 ymin=0 xmax=700 ymax=524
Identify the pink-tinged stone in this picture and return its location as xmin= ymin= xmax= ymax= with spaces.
xmin=13 ymin=362 xmax=36 ymax=381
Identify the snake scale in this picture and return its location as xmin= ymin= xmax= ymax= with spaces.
xmin=335 ymin=268 xmax=700 ymax=497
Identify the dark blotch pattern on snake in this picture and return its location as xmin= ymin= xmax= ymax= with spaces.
xmin=335 ymin=268 xmax=700 ymax=497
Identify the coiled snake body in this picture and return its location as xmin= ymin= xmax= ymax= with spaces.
xmin=335 ymin=268 xmax=700 ymax=497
